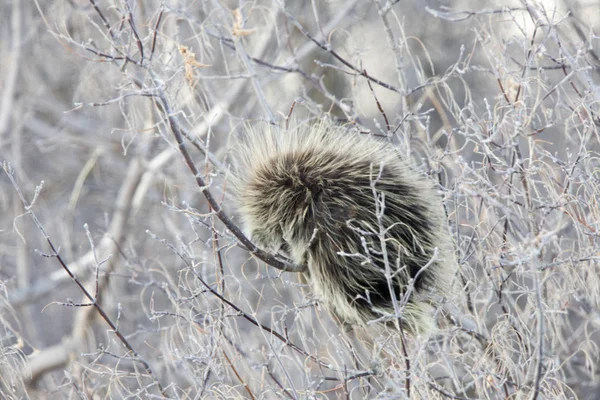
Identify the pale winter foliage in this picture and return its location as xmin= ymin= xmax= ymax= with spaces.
xmin=0 ymin=0 xmax=599 ymax=399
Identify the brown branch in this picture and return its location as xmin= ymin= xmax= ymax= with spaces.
xmin=149 ymin=2 xmax=164 ymax=62
xmin=283 ymin=11 xmax=402 ymax=95
xmin=151 ymin=82 xmax=306 ymax=273
xmin=123 ymin=0 xmax=144 ymax=64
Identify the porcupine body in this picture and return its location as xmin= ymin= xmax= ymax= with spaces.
xmin=232 ymin=119 xmax=456 ymax=334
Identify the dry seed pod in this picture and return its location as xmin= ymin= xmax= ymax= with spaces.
xmin=232 ymin=118 xmax=456 ymax=334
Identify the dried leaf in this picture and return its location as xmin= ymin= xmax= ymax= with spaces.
xmin=178 ymin=45 xmax=210 ymax=88
xmin=232 ymin=8 xmax=255 ymax=37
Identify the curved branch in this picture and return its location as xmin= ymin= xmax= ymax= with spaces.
xmin=151 ymin=80 xmax=306 ymax=273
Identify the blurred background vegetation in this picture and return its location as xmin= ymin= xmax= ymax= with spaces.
xmin=1 ymin=0 xmax=599 ymax=398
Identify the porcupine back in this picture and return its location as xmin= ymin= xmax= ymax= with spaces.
xmin=232 ymin=118 xmax=456 ymax=334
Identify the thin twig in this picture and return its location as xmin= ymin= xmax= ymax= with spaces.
xmin=151 ymin=81 xmax=306 ymax=273
xmin=3 ymin=162 xmax=167 ymax=397
xmin=149 ymin=2 xmax=164 ymax=62
xmin=283 ymin=10 xmax=402 ymax=95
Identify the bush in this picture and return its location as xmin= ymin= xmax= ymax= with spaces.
xmin=1 ymin=1 xmax=599 ymax=398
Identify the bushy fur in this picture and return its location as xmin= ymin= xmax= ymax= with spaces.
xmin=232 ymin=119 xmax=456 ymax=334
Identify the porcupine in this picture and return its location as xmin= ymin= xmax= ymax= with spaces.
xmin=232 ymin=118 xmax=457 ymax=334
